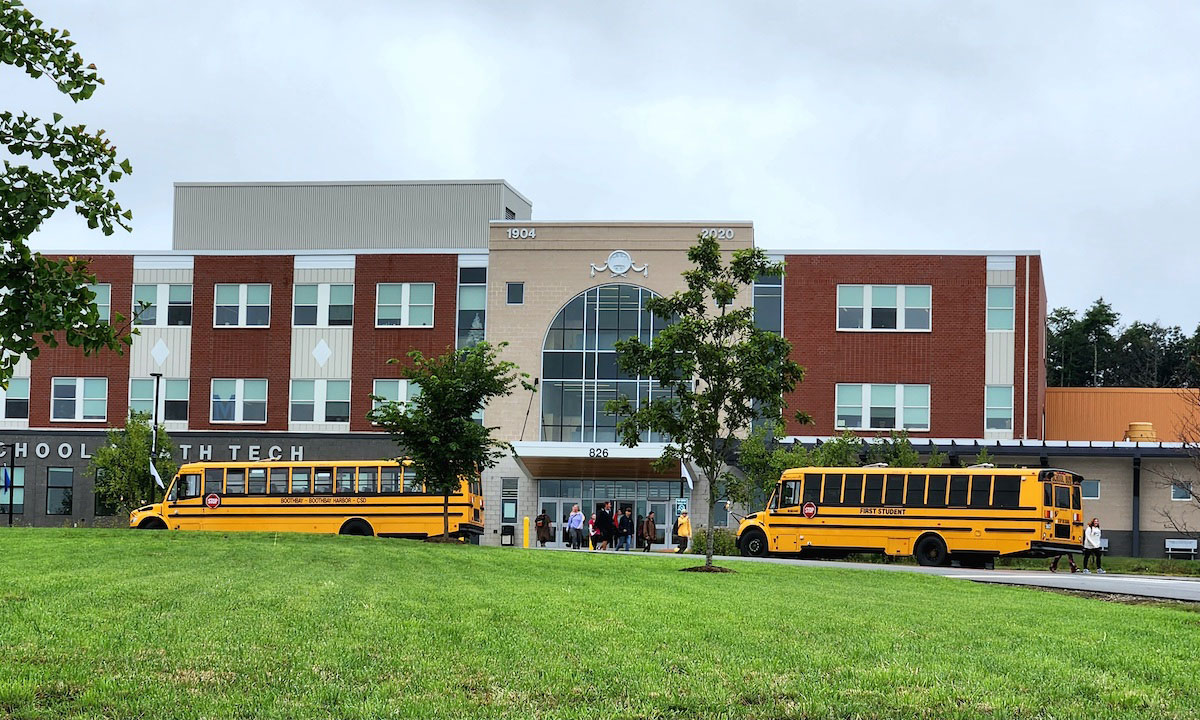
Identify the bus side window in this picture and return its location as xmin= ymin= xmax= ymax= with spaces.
xmin=843 ymin=473 xmax=863 ymax=505
xmin=926 ymin=475 xmax=947 ymax=507
xmin=402 ymin=467 xmax=423 ymax=494
xmin=248 ymin=468 xmax=267 ymax=495
xmin=1071 ymin=485 xmax=1081 ymax=510
xmin=292 ymin=468 xmax=312 ymax=494
xmin=884 ymin=474 xmax=904 ymax=505
xmin=336 ymin=467 xmax=355 ymax=494
xmin=779 ymin=480 xmax=800 ymax=508
xmin=802 ymin=474 xmax=821 ymax=504
xmin=863 ymin=474 xmax=884 ymax=506
xmin=822 ymin=473 xmax=843 ymax=505
xmin=204 ymin=468 xmax=224 ymax=496
xmin=969 ymin=475 xmax=991 ymax=508
xmin=314 ymin=468 xmax=333 ymax=494
xmin=178 ymin=473 xmax=201 ymax=499
xmin=380 ymin=468 xmax=400 ymax=494
xmin=358 ymin=467 xmax=378 ymax=494
xmin=993 ymin=476 xmax=1020 ymax=508
xmin=905 ymin=474 xmax=926 ymax=507
xmin=1043 ymin=483 xmax=1053 ymax=507
xmin=269 ymin=468 xmax=289 ymax=494
xmin=226 ymin=468 xmax=246 ymax=495
xmin=1054 ymin=485 xmax=1070 ymax=509
xmin=948 ymin=475 xmax=969 ymax=506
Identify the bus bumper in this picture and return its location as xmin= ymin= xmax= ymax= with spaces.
xmin=453 ymin=522 xmax=484 ymax=537
xmin=1022 ymin=541 xmax=1085 ymax=558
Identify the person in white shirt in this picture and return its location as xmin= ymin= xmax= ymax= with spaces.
xmin=1082 ymin=518 xmax=1106 ymax=574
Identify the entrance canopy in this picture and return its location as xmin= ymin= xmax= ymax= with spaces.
xmin=511 ymin=442 xmax=679 ymax=479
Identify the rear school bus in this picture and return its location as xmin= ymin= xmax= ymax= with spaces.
xmin=736 ymin=467 xmax=1084 ymax=565
xmin=129 ymin=461 xmax=484 ymax=538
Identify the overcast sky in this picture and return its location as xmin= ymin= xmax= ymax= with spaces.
xmin=8 ymin=1 xmax=1200 ymax=328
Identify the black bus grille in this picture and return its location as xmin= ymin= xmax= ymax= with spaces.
xmin=1054 ymin=523 xmax=1071 ymax=539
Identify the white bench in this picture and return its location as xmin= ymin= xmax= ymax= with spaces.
xmin=1165 ymin=538 xmax=1198 ymax=560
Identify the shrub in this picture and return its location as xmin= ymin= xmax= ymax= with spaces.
xmin=688 ymin=528 xmax=740 ymax=557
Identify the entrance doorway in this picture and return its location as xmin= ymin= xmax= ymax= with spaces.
xmin=537 ymin=479 xmax=687 ymax=551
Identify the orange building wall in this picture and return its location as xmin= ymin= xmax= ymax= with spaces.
xmin=1045 ymin=387 xmax=1200 ymax=442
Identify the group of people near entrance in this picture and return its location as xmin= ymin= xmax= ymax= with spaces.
xmin=534 ymin=501 xmax=691 ymax=553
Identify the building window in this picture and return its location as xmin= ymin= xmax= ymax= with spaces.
xmin=51 ymin=377 xmax=107 ymax=421
xmin=985 ymin=385 xmax=1014 ymax=431
xmin=129 ymin=378 xmax=189 ymax=421
xmin=214 ymin=284 xmax=271 ymax=327
xmin=457 ymin=267 xmax=487 ymax=348
xmin=753 ymin=274 xmax=783 ymax=334
xmin=541 ymin=284 xmax=676 ymax=443
xmin=1 ymin=377 xmax=29 ymax=419
xmin=210 ymin=379 xmax=267 ymax=423
xmin=836 ymin=285 xmax=931 ymax=331
xmin=293 ymin=283 xmax=354 ymax=327
xmin=372 ymin=379 xmax=420 ymax=411
xmin=87 ymin=283 xmax=111 ymax=323
xmin=46 ymin=467 xmax=73 ymax=515
xmin=291 ymin=379 xmax=351 ymax=423
xmin=0 ymin=467 xmax=24 ymax=514
xmin=133 ymin=284 xmax=192 ymax=327
xmin=987 ymin=286 xmax=1015 ymax=331
xmin=502 ymin=499 xmax=518 ymax=523
xmin=1081 ymin=479 xmax=1100 ymax=500
xmin=835 ymin=383 xmax=930 ymax=431
xmin=376 ymin=283 xmax=434 ymax=327
xmin=506 ymin=282 xmax=524 ymax=305
xmin=1173 ymin=482 xmax=1193 ymax=501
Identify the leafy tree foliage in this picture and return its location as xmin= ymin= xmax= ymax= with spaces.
xmin=88 ymin=412 xmax=177 ymax=515
xmin=368 ymin=342 xmax=532 ymax=540
xmin=608 ymin=237 xmax=807 ymax=569
xmin=1 ymin=1 xmax=134 ymax=386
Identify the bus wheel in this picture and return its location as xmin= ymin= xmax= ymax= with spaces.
xmin=137 ymin=518 xmax=167 ymax=530
xmin=740 ymin=529 xmax=768 ymax=557
xmin=339 ymin=519 xmax=374 ymax=537
xmin=914 ymin=534 xmax=948 ymax=567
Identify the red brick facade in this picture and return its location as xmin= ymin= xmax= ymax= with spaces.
xmin=348 ymin=254 xmax=458 ymax=432
xmin=29 ymin=256 xmax=134 ymax=429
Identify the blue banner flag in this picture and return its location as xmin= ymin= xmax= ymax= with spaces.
xmin=2 ymin=465 xmax=10 ymax=493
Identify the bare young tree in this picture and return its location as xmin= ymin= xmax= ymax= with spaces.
xmin=1147 ymin=388 xmax=1200 ymax=537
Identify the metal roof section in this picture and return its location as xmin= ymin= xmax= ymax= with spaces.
xmin=765 ymin=248 xmax=1041 ymax=256
xmin=784 ymin=436 xmax=1192 ymax=458
xmin=172 ymin=180 xmax=532 ymax=252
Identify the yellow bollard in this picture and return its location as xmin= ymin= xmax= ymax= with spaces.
xmin=523 ymin=516 xmax=530 ymax=548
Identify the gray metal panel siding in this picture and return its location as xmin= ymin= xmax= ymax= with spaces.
xmin=502 ymin=186 xmax=533 ymax=219
xmin=173 ymin=183 xmax=520 ymax=252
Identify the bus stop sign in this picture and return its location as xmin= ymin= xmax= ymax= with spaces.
xmin=802 ymin=501 xmax=817 ymax=519
xmin=205 ymin=493 xmax=221 ymax=509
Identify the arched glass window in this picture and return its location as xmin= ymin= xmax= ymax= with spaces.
xmin=541 ymin=284 xmax=672 ymax=442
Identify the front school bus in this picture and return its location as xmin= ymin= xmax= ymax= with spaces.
xmin=735 ymin=466 xmax=1084 ymax=565
xmin=129 ymin=460 xmax=484 ymax=538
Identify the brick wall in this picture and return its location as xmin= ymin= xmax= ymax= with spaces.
xmin=188 ymin=256 xmax=293 ymax=431
xmin=349 ymin=254 xmax=458 ymax=432
xmin=29 ymin=255 xmax=134 ymax=429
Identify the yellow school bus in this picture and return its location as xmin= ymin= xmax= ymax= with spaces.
xmin=736 ymin=466 xmax=1084 ymax=565
xmin=129 ymin=460 xmax=484 ymax=538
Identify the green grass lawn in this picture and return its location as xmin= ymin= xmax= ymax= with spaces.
xmin=2 ymin=529 xmax=1198 ymax=719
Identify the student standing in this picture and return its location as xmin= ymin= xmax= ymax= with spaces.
xmin=641 ymin=511 xmax=657 ymax=552
xmin=616 ymin=507 xmax=634 ymax=551
xmin=674 ymin=510 xmax=692 ymax=554
xmin=596 ymin=502 xmax=614 ymax=550
xmin=1082 ymin=518 xmax=1106 ymax=573
xmin=566 ymin=504 xmax=585 ymax=549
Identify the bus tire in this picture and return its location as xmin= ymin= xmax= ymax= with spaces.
xmin=339 ymin=519 xmax=374 ymax=537
xmin=740 ymin=529 xmax=768 ymax=557
xmin=914 ymin=534 xmax=948 ymax=567
xmin=137 ymin=518 xmax=167 ymax=530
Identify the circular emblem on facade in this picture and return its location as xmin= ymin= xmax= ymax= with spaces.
xmin=606 ymin=250 xmax=633 ymax=275
xmin=801 ymin=501 xmax=818 ymax=519
xmin=205 ymin=493 xmax=222 ymax=509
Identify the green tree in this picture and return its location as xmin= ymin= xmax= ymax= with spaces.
xmin=1 ymin=1 xmax=135 ymax=387
xmin=733 ymin=423 xmax=813 ymax=508
xmin=608 ymin=236 xmax=808 ymax=569
xmin=88 ymin=412 xmax=177 ymax=516
xmin=368 ymin=342 xmax=532 ymax=541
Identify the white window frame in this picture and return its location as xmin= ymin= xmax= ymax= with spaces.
xmin=986 ymin=286 xmax=1016 ymax=332
xmin=292 ymin=283 xmax=354 ymax=328
xmin=289 ymin=379 xmax=351 ymax=423
xmin=133 ymin=284 xmax=193 ymax=327
xmin=752 ymin=274 xmax=784 ymax=335
xmin=1172 ymin=482 xmax=1194 ymax=502
xmin=375 ymin=283 xmax=435 ymax=328
xmin=836 ymin=284 xmax=932 ymax=332
xmin=506 ymin=282 xmax=525 ymax=306
xmin=209 ymin=378 xmax=268 ymax=424
xmin=213 ymin=283 xmax=271 ymax=328
xmin=50 ymin=377 xmax=108 ymax=422
xmin=0 ymin=466 xmax=24 ymax=513
xmin=0 ymin=377 xmax=30 ymax=420
xmin=129 ymin=378 xmax=190 ymax=422
xmin=1081 ymin=479 xmax=1100 ymax=500
xmin=984 ymin=385 xmax=1014 ymax=432
xmin=372 ymin=379 xmax=419 ymax=411
xmin=87 ymin=283 xmax=111 ymax=323
xmin=834 ymin=383 xmax=931 ymax=432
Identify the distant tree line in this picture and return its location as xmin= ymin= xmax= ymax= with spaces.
xmin=1047 ymin=299 xmax=1200 ymax=388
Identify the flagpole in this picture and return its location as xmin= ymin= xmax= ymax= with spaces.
xmin=4 ymin=443 xmax=13 ymax=527
xmin=150 ymin=373 xmax=162 ymax=504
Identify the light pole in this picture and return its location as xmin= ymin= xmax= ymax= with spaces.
xmin=150 ymin=372 xmax=162 ymax=503
xmin=2 ymin=442 xmax=15 ymax=527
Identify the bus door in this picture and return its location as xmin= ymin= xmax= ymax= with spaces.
xmin=200 ymin=467 xmax=225 ymax=530
xmin=770 ymin=477 xmax=806 ymax=553
xmin=166 ymin=471 xmax=204 ymax=530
